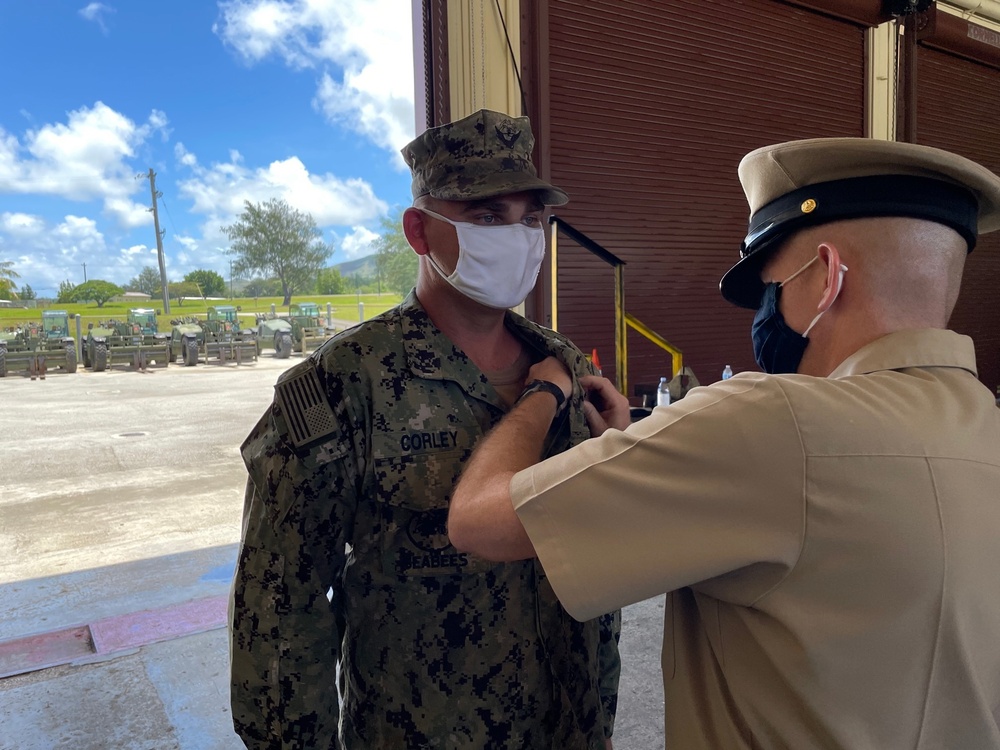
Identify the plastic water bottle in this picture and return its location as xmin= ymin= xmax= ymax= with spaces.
xmin=656 ymin=376 xmax=671 ymax=406
xmin=722 ymin=365 xmax=733 ymax=380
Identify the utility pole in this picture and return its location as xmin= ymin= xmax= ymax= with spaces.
xmin=147 ymin=168 xmax=170 ymax=315
xmin=230 ymin=259 xmax=234 ymax=299
xmin=81 ymin=262 xmax=87 ymax=283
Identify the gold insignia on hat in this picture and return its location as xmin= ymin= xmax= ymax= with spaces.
xmin=801 ymin=198 xmax=817 ymax=214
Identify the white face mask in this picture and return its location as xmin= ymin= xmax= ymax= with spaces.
xmin=419 ymin=208 xmax=547 ymax=309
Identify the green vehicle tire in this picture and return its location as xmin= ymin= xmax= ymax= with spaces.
xmin=184 ymin=339 xmax=199 ymax=366
xmin=0 ymin=349 xmax=6 ymax=378
xmin=94 ymin=343 xmax=108 ymax=372
xmin=64 ymin=345 xmax=77 ymax=374
xmin=275 ymin=334 xmax=291 ymax=359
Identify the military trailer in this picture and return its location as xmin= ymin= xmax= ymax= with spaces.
xmin=82 ymin=309 xmax=170 ymax=372
xmin=254 ymin=313 xmax=293 ymax=359
xmin=287 ymin=302 xmax=336 ymax=354
xmin=0 ymin=310 xmax=78 ymax=379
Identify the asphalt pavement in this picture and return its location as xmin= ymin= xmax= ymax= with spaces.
xmin=0 ymin=344 xmax=664 ymax=749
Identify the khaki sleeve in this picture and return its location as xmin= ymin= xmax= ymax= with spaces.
xmin=512 ymin=376 xmax=806 ymax=622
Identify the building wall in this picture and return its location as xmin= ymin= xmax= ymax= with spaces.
xmin=416 ymin=0 xmax=1000 ymax=396
xmin=916 ymin=35 xmax=1000 ymax=392
xmin=535 ymin=0 xmax=866 ymax=393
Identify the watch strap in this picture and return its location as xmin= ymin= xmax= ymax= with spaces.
xmin=518 ymin=379 xmax=567 ymax=411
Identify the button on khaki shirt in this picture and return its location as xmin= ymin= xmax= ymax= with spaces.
xmin=512 ymin=329 xmax=1000 ymax=749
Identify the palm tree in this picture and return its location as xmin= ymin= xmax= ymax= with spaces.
xmin=0 ymin=260 xmax=20 ymax=300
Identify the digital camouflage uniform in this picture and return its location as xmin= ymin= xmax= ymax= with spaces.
xmin=230 ymin=291 xmax=621 ymax=749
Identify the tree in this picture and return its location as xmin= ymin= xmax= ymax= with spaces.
xmin=19 ymin=283 xmax=35 ymax=301
xmin=57 ymin=280 xmax=77 ymax=303
xmin=316 ymin=267 xmax=346 ymax=295
xmin=184 ymin=269 xmax=226 ymax=298
xmin=0 ymin=260 xmax=20 ymax=300
xmin=68 ymin=279 xmax=123 ymax=308
xmin=222 ymin=198 xmax=332 ymax=305
xmin=243 ymin=277 xmax=283 ymax=298
xmin=127 ymin=266 xmax=162 ymax=296
xmin=374 ymin=211 xmax=417 ymax=296
xmin=167 ymin=281 xmax=202 ymax=303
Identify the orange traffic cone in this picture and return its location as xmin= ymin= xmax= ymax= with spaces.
xmin=591 ymin=348 xmax=602 ymax=374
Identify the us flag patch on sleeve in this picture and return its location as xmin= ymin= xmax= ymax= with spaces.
xmin=274 ymin=364 xmax=337 ymax=449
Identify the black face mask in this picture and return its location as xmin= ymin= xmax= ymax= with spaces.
xmin=751 ymin=283 xmax=808 ymax=374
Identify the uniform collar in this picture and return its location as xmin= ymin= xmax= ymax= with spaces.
xmin=829 ymin=328 xmax=979 ymax=379
xmin=397 ymin=290 xmax=590 ymax=404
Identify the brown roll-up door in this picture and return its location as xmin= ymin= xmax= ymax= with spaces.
xmin=916 ymin=44 xmax=1000 ymax=394
xmin=541 ymin=0 xmax=865 ymax=393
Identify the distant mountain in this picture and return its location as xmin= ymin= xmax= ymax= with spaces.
xmin=335 ymin=254 xmax=377 ymax=277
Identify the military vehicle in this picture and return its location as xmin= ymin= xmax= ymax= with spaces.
xmin=201 ymin=306 xmax=258 ymax=364
xmin=82 ymin=308 xmax=170 ymax=372
xmin=168 ymin=318 xmax=204 ymax=366
xmin=0 ymin=310 xmax=78 ymax=379
xmin=167 ymin=307 xmax=257 ymax=366
xmin=287 ymin=302 xmax=336 ymax=354
xmin=254 ymin=313 xmax=293 ymax=358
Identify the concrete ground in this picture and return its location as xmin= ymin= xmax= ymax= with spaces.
xmin=0 ymin=347 xmax=664 ymax=749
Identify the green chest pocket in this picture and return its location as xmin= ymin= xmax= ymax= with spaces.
xmin=372 ymin=426 xmax=493 ymax=578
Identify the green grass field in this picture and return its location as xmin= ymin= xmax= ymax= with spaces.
xmin=0 ymin=293 xmax=403 ymax=335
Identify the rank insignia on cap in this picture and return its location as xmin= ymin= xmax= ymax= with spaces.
xmin=495 ymin=120 xmax=521 ymax=149
xmin=801 ymin=199 xmax=817 ymax=213
xmin=274 ymin=364 xmax=337 ymax=449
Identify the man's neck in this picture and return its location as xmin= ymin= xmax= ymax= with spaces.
xmin=416 ymin=283 xmax=523 ymax=372
xmin=798 ymin=305 xmax=926 ymax=377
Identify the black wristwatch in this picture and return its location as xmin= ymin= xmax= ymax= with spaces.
xmin=518 ymin=379 xmax=567 ymax=412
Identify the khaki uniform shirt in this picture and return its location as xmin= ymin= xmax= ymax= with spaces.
xmin=513 ymin=329 xmax=1000 ymax=749
xmin=231 ymin=291 xmax=621 ymax=750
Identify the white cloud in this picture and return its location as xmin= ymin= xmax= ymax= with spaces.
xmin=1 ymin=212 xmax=45 ymax=235
xmin=335 ymin=225 xmax=380 ymax=260
xmin=0 ymin=212 xmax=163 ymax=294
xmin=0 ymin=102 xmax=168 ymax=228
xmin=175 ymin=145 xmax=388 ymax=236
xmin=79 ymin=3 xmax=115 ymax=34
xmin=215 ymin=0 xmax=415 ymax=155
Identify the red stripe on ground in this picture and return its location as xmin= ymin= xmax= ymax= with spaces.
xmin=0 ymin=595 xmax=228 ymax=678
xmin=90 ymin=595 xmax=228 ymax=654
xmin=0 ymin=625 xmax=94 ymax=679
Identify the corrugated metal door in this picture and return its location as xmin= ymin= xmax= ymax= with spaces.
xmin=916 ymin=45 xmax=1000 ymax=395
xmin=544 ymin=0 xmax=866 ymax=393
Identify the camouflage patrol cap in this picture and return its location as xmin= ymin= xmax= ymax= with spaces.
xmin=720 ymin=137 xmax=1000 ymax=309
xmin=402 ymin=109 xmax=569 ymax=206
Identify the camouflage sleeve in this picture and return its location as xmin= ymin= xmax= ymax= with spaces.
xmin=597 ymin=609 xmax=622 ymax=738
xmin=230 ymin=401 xmax=360 ymax=750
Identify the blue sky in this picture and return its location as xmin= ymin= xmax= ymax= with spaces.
xmin=0 ymin=0 xmax=416 ymax=297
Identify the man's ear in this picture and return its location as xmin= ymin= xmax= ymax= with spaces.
xmin=402 ymin=207 xmax=430 ymax=256
xmin=815 ymin=242 xmax=844 ymax=313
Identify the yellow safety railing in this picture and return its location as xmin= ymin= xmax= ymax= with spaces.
xmin=549 ymin=216 xmax=683 ymax=396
